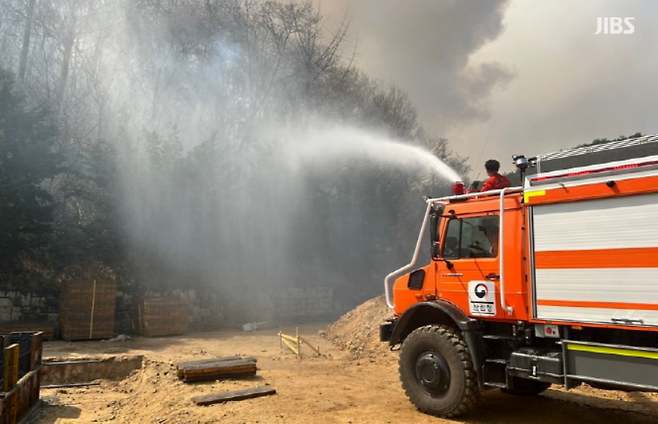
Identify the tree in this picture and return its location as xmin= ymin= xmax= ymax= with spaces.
xmin=0 ymin=66 xmax=60 ymax=275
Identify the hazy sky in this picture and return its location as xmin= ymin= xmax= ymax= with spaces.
xmin=313 ymin=0 xmax=658 ymax=175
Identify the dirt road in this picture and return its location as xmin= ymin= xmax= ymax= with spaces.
xmin=32 ymin=296 xmax=658 ymax=423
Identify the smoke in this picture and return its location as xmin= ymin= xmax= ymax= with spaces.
xmin=0 ymin=0 xmax=468 ymax=317
xmin=313 ymin=1 xmax=658 ymax=174
xmin=315 ymin=0 xmax=514 ymax=131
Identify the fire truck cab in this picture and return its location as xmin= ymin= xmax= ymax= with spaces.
xmin=380 ymin=135 xmax=658 ymax=417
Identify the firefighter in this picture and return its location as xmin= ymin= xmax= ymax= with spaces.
xmin=469 ymin=159 xmax=512 ymax=192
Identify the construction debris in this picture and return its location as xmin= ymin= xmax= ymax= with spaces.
xmin=175 ymin=356 xmax=257 ymax=383
xmin=192 ymin=386 xmax=276 ymax=406
xmin=242 ymin=322 xmax=266 ymax=332
xmin=278 ymin=327 xmax=321 ymax=358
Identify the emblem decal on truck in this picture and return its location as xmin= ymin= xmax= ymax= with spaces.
xmin=469 ymin=280 xmax=497 ymax=316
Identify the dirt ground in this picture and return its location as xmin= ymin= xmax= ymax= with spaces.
xmin=33 ymin=296 xmax=658 ymax=424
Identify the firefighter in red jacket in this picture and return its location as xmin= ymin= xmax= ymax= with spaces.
xmin=469 ymin=159 xmax=511 ymax=192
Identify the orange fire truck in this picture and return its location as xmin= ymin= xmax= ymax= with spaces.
xmin=380 ymin=135 xmax=658 ymax=417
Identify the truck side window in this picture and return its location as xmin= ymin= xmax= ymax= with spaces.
xmin=442 ymin=216 xmax=499 ymax=259
xmin=443 ymin=219 xmax=461 ymax=259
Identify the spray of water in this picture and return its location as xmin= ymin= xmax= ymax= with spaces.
xmin=273 ymin=124 xmax=461 ymax=183
xmin=117 ymin=121 xmax=462 ymax=316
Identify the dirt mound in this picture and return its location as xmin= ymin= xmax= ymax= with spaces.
xmin=326 ymin=295 xmax=396 ymax=361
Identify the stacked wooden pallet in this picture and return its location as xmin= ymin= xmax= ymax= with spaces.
xmin=59 ymin=281 xmax=117 ymax=341
xmin=176 ymin=356 xmax=257 ymax=383
xmin=132 ymin=297 xmax=189 ymax=337
xmin=0 ymin=322 xmax=55 ymax=341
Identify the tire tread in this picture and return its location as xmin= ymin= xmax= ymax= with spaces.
xmin=398 ymin=325 xmax=480 ymax=418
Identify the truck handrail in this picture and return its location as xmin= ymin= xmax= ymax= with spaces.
xmin=384 ymin=202 xmax=437 ymax=309
xmin=384 ymin=187 xmax=523 ymax=310
xmin=499 ymin=187 xmax=520 ymax=316
xmin=424 ymin=187 xmax=522 ymax=202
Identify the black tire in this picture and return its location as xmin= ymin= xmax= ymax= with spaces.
xmin=398 ymin=325 xmax=480 ymax=418
xmin=501 ymin=377 xmax=551 ymax=396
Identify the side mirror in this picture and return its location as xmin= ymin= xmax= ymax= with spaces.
xmin=429 ymin=214 xmax=439 ymax=259
xmin=429 ymin=214 xmax=439 ymax=244
xmin=431 ymin=242 xmax=440 ymax=259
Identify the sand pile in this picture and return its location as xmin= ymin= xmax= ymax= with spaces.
xmin=326 ymin=295 xmax=396 ymax=361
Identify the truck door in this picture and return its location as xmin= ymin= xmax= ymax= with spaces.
xmin=438 ymin=214 xmax=502 ymax=318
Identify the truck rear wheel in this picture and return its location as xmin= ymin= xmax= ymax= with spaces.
xmin=501 ymin=377 xmax=551 ymax=396
xmin=399 ymin=325 xmax=480 ymax=418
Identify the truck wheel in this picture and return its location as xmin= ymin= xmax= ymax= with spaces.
xmin=399 ymin=325 xmax=480 ymax=418
xmin=501 ymin=378 xmax=551 ymax=396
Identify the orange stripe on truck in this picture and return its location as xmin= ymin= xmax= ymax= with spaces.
xmin=535 ymin=247 xmax=658 ymax=269
xmin=537 ymin=299 xmax=658 ymax=311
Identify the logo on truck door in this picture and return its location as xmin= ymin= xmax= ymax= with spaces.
xmin=469 ymin=280 xmax=497 ymax=316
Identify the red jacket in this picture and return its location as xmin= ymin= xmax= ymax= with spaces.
xmin=481 ymin=173 xmax=512 ymax=192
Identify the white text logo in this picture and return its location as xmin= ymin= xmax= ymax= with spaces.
xmin=595 ymin=17 xmax=635 ymax=34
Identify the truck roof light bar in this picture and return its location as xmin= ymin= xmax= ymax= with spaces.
xmin=531 ymin=159 xmax=658 ymax=184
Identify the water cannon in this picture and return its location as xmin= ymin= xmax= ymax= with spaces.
xmin=512 ymin=154 xmax=536 ymax=171
xmin=512 ymin=155 xmax=537 ymax=185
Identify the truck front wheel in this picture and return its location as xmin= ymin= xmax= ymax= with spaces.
xmin=399 ymin=325 xmax=480 ymax=417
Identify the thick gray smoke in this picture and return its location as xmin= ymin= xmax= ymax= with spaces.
xmin=315 ymin=0 xmax=514 ymax=131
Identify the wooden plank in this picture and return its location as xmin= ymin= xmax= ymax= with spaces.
xmin=180 ymin=358 xmax=258 ymax=383
xmin=3 ymin=343 xmax=19 ymax=392
xmin=279 ymin=333 xmax=298 ymax=343
xmin=2 ymin=387 xmax=19 ymax=424
xmin=176 ymin=356 xmax=257 ymax=369
xmin=183 ymin=371 xmax=256 ymax=383
xmin=299 ymin=336 xmax=321 ymax=355
xmin=192 ymin=386 xmax=276 ymax=406
xmin=183 ymin=365 xmax=257 ymax=382
xmin=41 ymin=381 xmax=101 ymax=389
xmin=280 ymin=337 xmax=299 ymax=356
xmin=30 ymin=332 xmax=43 ymax=370
xmin=184 ymin=366 xmax=256 ymax=378
xmin=179 ymin=359 xmax=256 ymax=372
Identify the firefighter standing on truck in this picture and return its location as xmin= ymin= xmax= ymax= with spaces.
xmin=469 ymin=159 xmax=512 ymax=192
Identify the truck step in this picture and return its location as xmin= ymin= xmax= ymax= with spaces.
xmin=484 ymin=381 xmax=508 ymax=389
xmin=482 ymin=334 xmax=518 ymax=341
xmin=485 ymin=358 xmax=508 ymax=364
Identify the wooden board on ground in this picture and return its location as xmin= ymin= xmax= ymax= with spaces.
xmin=181 ymin=359 xmax=256 ymax=372
xmin=192 ymin=386 xmax=276 ymax=406
xmin=182 ymin=362 xmax=257 ymax=383
xmin=176 ymin=356 xmax=258 ymax=382
xmin=176 ymin=355 xmax=257 ymax=370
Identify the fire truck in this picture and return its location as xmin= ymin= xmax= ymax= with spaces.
xmin=380 ymin=135 xmax=658 ymax=417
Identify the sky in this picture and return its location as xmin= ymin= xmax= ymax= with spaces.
xmin=312 ymin=0 xmax=658 ymax=176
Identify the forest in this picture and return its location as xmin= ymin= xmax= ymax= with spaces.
xmin=0 ymin=0 xmax=471 ymax=307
